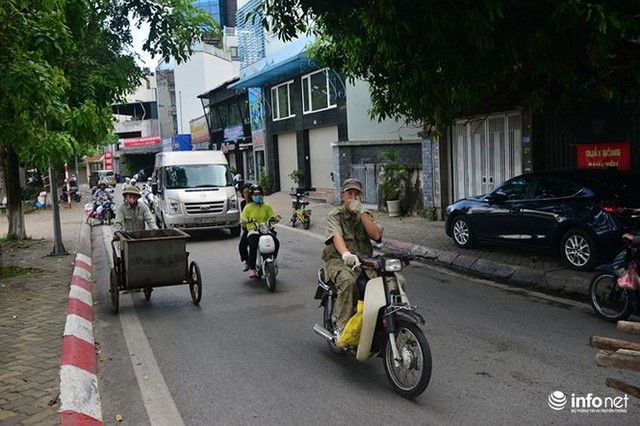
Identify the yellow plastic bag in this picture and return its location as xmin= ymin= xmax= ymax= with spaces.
xmin=337 ymin=300 xmax=364 ymax=347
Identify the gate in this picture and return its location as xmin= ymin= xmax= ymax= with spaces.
xmin=350 ymin=163 xmax=378 ymax=205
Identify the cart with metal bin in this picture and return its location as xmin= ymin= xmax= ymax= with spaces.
xmin=109 ymin=228 xmax=202 ymax=313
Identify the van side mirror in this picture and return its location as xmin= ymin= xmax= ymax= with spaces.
xmin=151 ymin=182 xmax=159 ymax=195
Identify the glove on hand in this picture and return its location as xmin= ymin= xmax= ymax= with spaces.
xmin=341 ymin=251 xmax=360 ymax=267
xmin=348 ymin=199 xmax=365 ymax=215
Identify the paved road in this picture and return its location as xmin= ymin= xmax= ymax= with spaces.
xmin=90 ymin=222 xmax=639 ymax=425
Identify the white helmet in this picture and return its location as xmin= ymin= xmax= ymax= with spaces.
xmin=130 ymin=178 xmax=137 ymax=185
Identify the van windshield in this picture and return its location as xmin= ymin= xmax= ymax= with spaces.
xmin=163 ymin=164 xmax=232 ymax=189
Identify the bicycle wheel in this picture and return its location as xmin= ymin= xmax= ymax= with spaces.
xmin=589 ymin=271 xmax=632 ymax=322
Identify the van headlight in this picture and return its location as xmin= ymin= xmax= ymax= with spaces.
xmin=228 ymin=194 xmax=238 ymax=210
xmin=168 ymin=198 xmax=181 ymax=215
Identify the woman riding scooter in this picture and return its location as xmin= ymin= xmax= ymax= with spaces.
xmin=241 ymin=184 xmax=279 ymax=278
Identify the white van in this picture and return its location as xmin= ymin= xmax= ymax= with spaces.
xmin=152 ymin=151 xmax=240 ymax=235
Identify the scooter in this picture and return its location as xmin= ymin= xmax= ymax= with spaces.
xmin=247 ymin=217 xmax=279 ymax=292
xmin=91 ymin=198 xmax=115 ymax=225
xmin=290 ymin=191 xmax=311 ymax=229
xmin=313 ymin=252 xmax=432 ymax=399
xmin=589 ymin=237 xmax=640 ymax=322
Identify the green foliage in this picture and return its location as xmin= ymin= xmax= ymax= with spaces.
xmin=0 ymin=0 xmax=219 ymax=239
xmin=258 ymin=167 xmax=270 ymax=194
xmin=288 ymin=168 xmax=305 ymax=186
xmin=259 ymin=0 xmax=640 ymax=128
xmin=378 ymin=149 xmax=407 ymax=202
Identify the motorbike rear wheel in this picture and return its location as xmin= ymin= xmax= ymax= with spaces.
xmin=382 ymin=321 xmax=432 ymax=399
xmin=264 ymin=261 xmax=276 ymax=292
xmin=589 ymin=271 xmax=632 ymax=322
xmin=322 ymin=293 xmax=344 ymax=355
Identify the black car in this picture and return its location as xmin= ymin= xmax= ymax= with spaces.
xmin=444 ymin=169 xmax=640 ymax=271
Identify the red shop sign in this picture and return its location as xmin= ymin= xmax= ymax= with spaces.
xmin=576 ymin=142 xmax=630 ymax=171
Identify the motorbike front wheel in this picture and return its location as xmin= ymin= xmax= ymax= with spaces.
xmin=382 ymin=321 xmax=432 ymax=399
xmin=264 ymin=261 xmax=276 ymax=292
xmin=303 ymin=214 xmax=311 ymax=230
xmin=589 ymin=271 xmax=632 ymax=322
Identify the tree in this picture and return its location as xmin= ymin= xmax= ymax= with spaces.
xmin=0 ymin=0 xmax=218 ymax=239
xmin=256 ymin=1 xmax=640 ymax=129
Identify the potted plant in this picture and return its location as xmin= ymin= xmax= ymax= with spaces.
xmin=288 ymin=168 xmax=305 ymax=192
xmin=379 ymin=149 xmax=408 ymax=217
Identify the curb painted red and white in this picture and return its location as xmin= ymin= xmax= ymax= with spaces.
xmin=59 ymin=252 xmax=103 ymax=425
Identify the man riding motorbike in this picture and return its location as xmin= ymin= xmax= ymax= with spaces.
xmin=321 ymin=178 xmax=383 ymax=342
xmin=241 ymin=184 xmax=280 ymax=278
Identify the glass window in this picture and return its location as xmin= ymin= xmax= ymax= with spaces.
xmin=163 ymin=164 xmax=232 ymax=189
xmin=533 ymin=178 xmax=582 ymax=199
xmin=271 ymin=81 xmax=293 ymax=120
xmin=301 ymin=69 xmax=337 ymax=114
xmin=495 ymin=177 xmax=531 ymax=201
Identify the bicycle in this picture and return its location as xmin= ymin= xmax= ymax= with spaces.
xmin=290 ymin=191 xmax=311 ymax=229
xmin=589 ymin=237 xmax=640 ymax=322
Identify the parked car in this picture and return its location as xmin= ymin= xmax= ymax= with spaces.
xmin=444 ymin=168 xmax=640 ymax=271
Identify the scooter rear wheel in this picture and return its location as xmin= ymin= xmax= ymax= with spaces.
xmin=382 ymin=321 xmax=432 ymax=399
xmin=589 ymin=271 xmax=632 ymax=322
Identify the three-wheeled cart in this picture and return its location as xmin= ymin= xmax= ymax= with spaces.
xmin=110 ymin=228 xmax=202 ymax=313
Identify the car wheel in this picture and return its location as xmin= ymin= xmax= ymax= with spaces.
xmin=560 ymin=229 xmax=596 ymax=271
xmin=451 ymin=216 xmax=474 ymax=248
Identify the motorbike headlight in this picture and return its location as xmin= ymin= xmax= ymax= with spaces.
xmin=168 ymin=198 xmax=181 ymax=215
xmin=384 ymin=258 xmax=403 ymax=272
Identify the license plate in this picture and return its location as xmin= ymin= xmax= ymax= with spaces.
xmin=193 ymin=217 xmax=216 ymax=224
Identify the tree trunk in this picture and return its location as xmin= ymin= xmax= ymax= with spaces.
xmin=0 ymin=144 xmax=26 ymax=239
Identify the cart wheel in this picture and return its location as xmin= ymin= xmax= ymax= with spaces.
xmin=143 ymin=288 xmax=153 ymax=300
xmin=110 ymin=268 xmax=119 ymax=314
xmin=188 ymin=261 xmax=202 ymax=305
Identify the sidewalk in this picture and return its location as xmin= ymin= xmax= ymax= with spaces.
xmin=265 ymin=191 xmax=593 ymax=297
xmin=0 ymin=188 xmax=593 ymax=425
xmin=0 ymin=198 xmax=86 ymax=425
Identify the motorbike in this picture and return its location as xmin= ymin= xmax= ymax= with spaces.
xmin=589 ymin=238 xmax=640 ymax=322
xmin=290 ymin=191 xmax=311 ymax=229
xmin=60 ymin=182 xmax=81 ymax=202
xmin=246 ymin=217 xmax=279 ymax=292
xmin=313 ymin=252 xmax=432 ymax=399
xmin=90 ymin=198 xmax=115 ymax=225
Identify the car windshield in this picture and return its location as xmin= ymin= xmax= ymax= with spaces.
xmin=163 ymin=164 xmax=232 ymax=189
